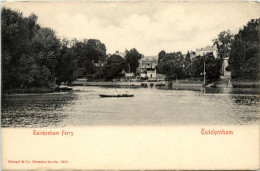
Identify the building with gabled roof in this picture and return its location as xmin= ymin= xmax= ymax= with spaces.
xmin=139 ymin=56 xmax=158 ymax=78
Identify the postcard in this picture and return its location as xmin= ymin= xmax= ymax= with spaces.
xmin=1 ymin=1 xmax=260 ymax=170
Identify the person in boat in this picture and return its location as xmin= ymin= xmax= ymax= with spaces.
xmin=123 ymin=91 xmax=128 ymax=96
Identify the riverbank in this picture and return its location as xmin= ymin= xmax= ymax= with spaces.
xmin=72 ymin=78 xmax=205 ymax=88
xmin=171 ymin=79 xmax=204 ymax=87
xmin=84 ymin=81 xmax=142 ymax=87
xmin=2 ymin=87 xmax=55 ymax=94
xmin=231 ymin=79 xmax=260 ymax=88
xmin=2 ymin=86 xmax=74 ymax=94
xmin=75 ymin=79 xmax=205 ymax=88
xmin=5 ymin=78 xmax=258 ymax=95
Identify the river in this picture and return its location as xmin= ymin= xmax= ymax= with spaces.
xmin=1 ymin=86 xmax=259 ymax=127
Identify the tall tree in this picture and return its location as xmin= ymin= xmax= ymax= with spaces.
xmin=1 ymin=8 xmax=41 ymax=89
xmin=158 ymin=50 xmax=166 ymax=64
xmin=30 ymin=28 xmax=61 ymax=87
xmin=125 ymin=48 xmax=143 ymax=73
xmin=158 ymin=52 xmax=185 ymax=79
xmin=55 ymin=40 xmax=78 ymax=87
xmin=102 ymin=54 xmax=127 ymax=80
xmin=157 ymin=50 xmax=166 ymax=74
xmin=229 ymin=18 xmax=260 ymax=79
xmin=190 ymin=53 xmax=222 ymax=80
xmin=71 ymin=39 xmax=106 ymax=77
xmin=184 ymin=51 xmax=192 ymax=77
xmin=2 ymin=8 xmax=63 ymax=89
xmin=213 ymin=30 xmax=234 ymax=59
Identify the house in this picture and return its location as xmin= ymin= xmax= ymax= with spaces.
xmin=140 ymin=56 xmax=158 ymax=78
xmin=196 ymin=45 xmax=220 ymax=58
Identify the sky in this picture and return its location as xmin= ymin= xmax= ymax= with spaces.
xmin=2 ymin=1 xmax=260 ymax=56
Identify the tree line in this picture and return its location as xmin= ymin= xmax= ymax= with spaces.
xmin=1 ymin=8 xmax=143 ymax=90
xmin=157 ymin=51 xmax=222 ymax=80
xmin=157 ymin=18 xmax=259 ymax=81
xmin=228 ymin=19 xmax=259 ymax=80
xmin=2 ymin=8 xmax=259 ymax=91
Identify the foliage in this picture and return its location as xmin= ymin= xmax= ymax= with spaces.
xmin=71 ymin=39 xmax=106 ymax=76
xmin=213 ymin=30 xmax=234 ymax=59
xmin=229 ymin=18 xmax=260 ymax=80
xmin=157 ymin=50 xmax=166 ymax=73
xmin=125 ymin=48 xmax=143 ymax=73
xmin=190 ymin=53 xmax=222 ymax=80
xmin=184 ymin=51 xmax=192 ymax=77
xmin=55 ymin=40 xmax=78 ymax=86
xmin=158 ymin=50 xmax=166 ymax=64
xmin=102 ymin=54 xmax=127 ymax=80
xmin=30 ymin=28 xmax=61 ymax=87
xmin=1 ymin=8 xmax=109 ymax=89
xmin=1 ymin=7 xmax=51 ymax=89
xmin=158 ymin=52 xmax=185 ymax=79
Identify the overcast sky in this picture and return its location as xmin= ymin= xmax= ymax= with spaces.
xmin=2 ymin=1 xmax=260 ymax=56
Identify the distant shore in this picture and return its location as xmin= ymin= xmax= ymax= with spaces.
xmin=75 ymin=79 xmax=205 ymax=88
xmin=3 ymin=78 xmax=259 ymax=95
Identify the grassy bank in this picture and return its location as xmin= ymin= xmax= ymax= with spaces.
xmin=172 ymin=79 xmax=204 ymax=87
xmin=231 ymin=79 xmax=260 ymax=88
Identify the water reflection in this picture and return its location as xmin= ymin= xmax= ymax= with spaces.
xmin=2 ymin=93 xmax=77 ymax=128
xmin=1 ymin=86 xmax=259 ymax=127
xmin=160 ymin=86 xmax=260 ymax=95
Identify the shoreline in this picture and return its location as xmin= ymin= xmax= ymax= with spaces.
xmin=2 ymin=87 xmax=55 ymax=94
xmin=2 ymin=79 xmax=259 ymax=95
xmin=231 ymin=79 xmax=260 ymax=88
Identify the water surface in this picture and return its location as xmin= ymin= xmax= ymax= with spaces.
xmin=2 ymin=86 xmax=259 ymax=127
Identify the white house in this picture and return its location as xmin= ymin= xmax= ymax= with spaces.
xmin=140 ymin=56 xmax=158 ymax=78
xmin=196 ymin=45 xmax=220 ymax=58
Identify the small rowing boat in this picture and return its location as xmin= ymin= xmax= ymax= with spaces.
xmin=99 ymin=94 xmax=134 ymax=98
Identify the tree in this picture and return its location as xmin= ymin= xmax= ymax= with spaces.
xmin=102 ymin=54 xmax=127 ymax=80
xmin=125 ymin=48 xmax=143 ymax=73
xmin=190 ymin=53 xmax=222 ymax=80
xmin=1 ymin=8 xmax=41 ymax=89
xmin=16 ymin=54 xmax=39 ymax=88
xmin=85 ymin=39 xmax=106 ymax=62
xmin=184 ymin=51 xmax=192 ymax=77
xmin=213 ymin=30 xmax=234 ymax=59
xmin=30 ymin=28 xmax=61 ymax=87
xmin=157 ymin=50 xmax=166 ymax=73
xmin=1 ymin=8 xmax=64 ymax=89
xmin=71 ymin=39 xmax=106 ymax=77
xmin=229 ymin=18 xmax=260 ymax=79
xmin=205 ymin=55 xmax=223 ymax=80
xmin=158 ymin=50 xmax=166 ymax=64
xmin=55 ymin=40 xmax=78 ymax=87
xmin=158 ymin=52 xmax=185 ymax=79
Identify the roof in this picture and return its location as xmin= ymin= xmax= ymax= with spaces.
xmin=142 ymin=56 xmax=158 ymax=62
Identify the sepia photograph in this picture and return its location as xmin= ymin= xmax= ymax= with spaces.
xmin=1 ymin=1 xmax=260 ymax=170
